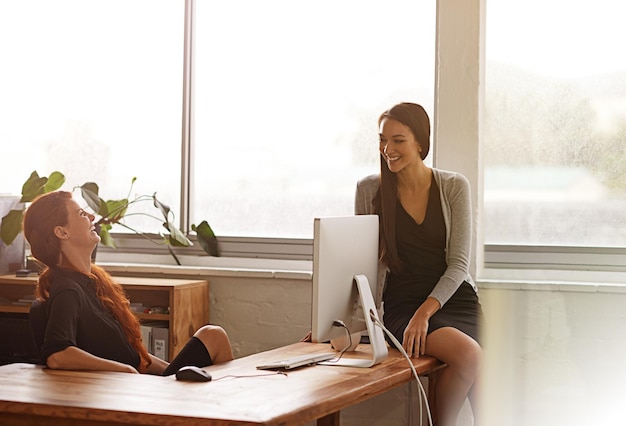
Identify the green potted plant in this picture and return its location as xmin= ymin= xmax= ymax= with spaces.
xmin=76 ymin=177 xmax=193 ymax=265
xmin=1 ymin=171 xmax=220 ymax=266
xmin=0 ymin=171 xmax=66 ymax=248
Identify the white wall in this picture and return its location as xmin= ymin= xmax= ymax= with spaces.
xmin=208 ymin=274 xmax=311 ymax=357
xmin=479 ymin=281 xmax=626 ymax=426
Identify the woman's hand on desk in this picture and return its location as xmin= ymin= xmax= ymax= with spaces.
xmin=46 ymin=346 xmax=139 ymax=374
xmin=403 ymin=297 xmax=441 ymax=358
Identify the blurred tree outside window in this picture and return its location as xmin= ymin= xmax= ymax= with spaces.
xmin=484 ymin=0 xmax=626 ymax=247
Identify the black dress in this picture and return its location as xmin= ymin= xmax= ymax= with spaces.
xmin=382 ymin=180 xmax=483 ymax=345
xmin=40 ymin=267 xmax=213 ymax=376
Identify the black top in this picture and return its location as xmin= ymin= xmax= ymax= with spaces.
xmin=384 ymin=179 xmax=447 ymax=309
xmin=40 ymin=268 xmax=140 ymax=369
xmin=382 ymin=179 xmax=482 ymax=345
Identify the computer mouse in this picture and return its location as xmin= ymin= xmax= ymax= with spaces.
xmin=175 ymin=365 xmax=212 ymax=382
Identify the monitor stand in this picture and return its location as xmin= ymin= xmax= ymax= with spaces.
xmin=320 ymin=274 xmax=388 ymax=368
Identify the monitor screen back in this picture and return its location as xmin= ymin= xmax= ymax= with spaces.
xmin=311 ymin=215 xmax=379 ymax=343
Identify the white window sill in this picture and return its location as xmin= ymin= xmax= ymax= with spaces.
xmin=97 ymin=252 xmax=626 ymax=293
xmin=478 ymin=268 xmax=626 ymax=293
xmin=97 ymin=252 xmax=312 ymax=281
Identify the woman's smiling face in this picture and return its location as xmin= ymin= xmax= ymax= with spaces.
xmin=379 ymin=117 xmax=422 ymax=173
xmin=60 ymin=199 xmax=101 ymax=250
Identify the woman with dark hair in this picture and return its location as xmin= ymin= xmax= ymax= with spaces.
xmin=355 ymin=103 xmax=483 ymax=426
xmin=23 ymin=191 xmax=233 ymax=375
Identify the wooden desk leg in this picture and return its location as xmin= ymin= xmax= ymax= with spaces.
xmin=317 ymin=411 xmax=340 ymax=426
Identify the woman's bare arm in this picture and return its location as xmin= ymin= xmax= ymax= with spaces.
xmin=46 ymin=346 xmax=139 ymax=373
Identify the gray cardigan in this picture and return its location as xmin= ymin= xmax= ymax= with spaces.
xmin=354 ymin=168 xmax=478 ymax=311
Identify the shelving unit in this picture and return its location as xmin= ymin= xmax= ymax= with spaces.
xmin=0 ymin=274 xmax=209 ymax=363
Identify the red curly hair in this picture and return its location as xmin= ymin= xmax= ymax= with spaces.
xmin=23 ymin=191 xmax=151 ymax=373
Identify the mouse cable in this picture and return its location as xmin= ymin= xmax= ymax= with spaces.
xmin=369 ymin=312 xmax=433 ymax=426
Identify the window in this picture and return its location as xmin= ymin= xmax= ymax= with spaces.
xmin=192 ymin=0 xmax=435 ymax=238
xmin=4 ymin=1 xmax=622 ymax=271
xmin=484 ymin=0 xmax=626 ymax=249
xmin=0 ymin=0 xmax=184 ymax=233
xmin=2 ymin=0 xmax=434 ymax=242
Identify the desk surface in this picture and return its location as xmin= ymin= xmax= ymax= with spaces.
xmin=0 ymin=342 xmax=443 ymax=426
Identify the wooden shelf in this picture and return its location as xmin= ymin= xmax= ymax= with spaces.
xmin=0 ymin=274 xmax=209 ymax=362
xmin=135 ymin=313 xmax=170 ymax=321
xmin=0 ymin=304 xmax=29 ymax=314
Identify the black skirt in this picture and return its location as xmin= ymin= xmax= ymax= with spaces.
xmin=383 ymin=281 xmax=483 ymax=345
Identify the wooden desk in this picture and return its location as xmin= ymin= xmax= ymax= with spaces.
xmin=0 ymin=342 xmax=444 ymax=426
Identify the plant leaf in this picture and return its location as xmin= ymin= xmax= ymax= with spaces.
xmin=0 ymin=209 xmax=24 ymax=246
xmin=44 ymin=171 xmax=65 ymax=192
xmin=104 ymin=199 xmax=129 ymax=222
xmin=153 ymin=194 xmax=171 ymax=221
xmin=191 ymin=220 xmax=219 ymax=256
xmin=98 ymin=224 xmax=115 ymax=248
xmin=79 ymin=183 xmax=103 ymax=213
xmin=164 ymin=221 xmax=192 ymax=247
xmin=20 ymin=171 xmax=47 ymax=202
xmin=19 ymin=170 xmax=65 ymax=203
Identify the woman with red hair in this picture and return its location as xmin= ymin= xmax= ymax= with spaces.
xmin=23 ymin=191 xmax=233 ymax=375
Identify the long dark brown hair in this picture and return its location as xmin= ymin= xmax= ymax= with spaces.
xmin=23 ymin=191 xmax=152 ymax=372
xmin=375 ymin=103 xmax=431 ymax=273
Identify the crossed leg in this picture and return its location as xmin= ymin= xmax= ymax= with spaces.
xmin=194 ymin=325 xmax=234 ymax=364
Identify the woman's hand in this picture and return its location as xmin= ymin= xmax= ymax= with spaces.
xmin=403 ymin=311 xmax=429 ymax=358
xmin=145 ymin=354 xmax=169 ymax=375
xmin=402 ymin=297 xmax=440 ymax=357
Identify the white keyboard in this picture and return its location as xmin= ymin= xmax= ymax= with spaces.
xmin=256 ymin=352 xmax=336 ymax=370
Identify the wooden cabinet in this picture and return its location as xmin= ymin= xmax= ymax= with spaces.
xmin=0 ymin=274 xmax=209 ymax=363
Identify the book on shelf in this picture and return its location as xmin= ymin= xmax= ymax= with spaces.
xmin=139 ymin=321 xmax=169 ymax=362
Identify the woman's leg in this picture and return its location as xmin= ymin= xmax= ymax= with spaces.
xmin=424 ymin=327 xmax=482 ymax=426
xmin=193 ymin=325 xmax=234 ymax=364
xmin=467 ymin=375 xmax=482 ymax=425
xmin=162 ymin=325 xmax=234 ymax=376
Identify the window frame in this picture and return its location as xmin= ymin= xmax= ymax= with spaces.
xmin=99 ymin=0 xmax=625 ymax=276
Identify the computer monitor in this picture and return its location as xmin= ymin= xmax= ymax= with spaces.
xmin=311 ymin=215 xmax=388 ymax=367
